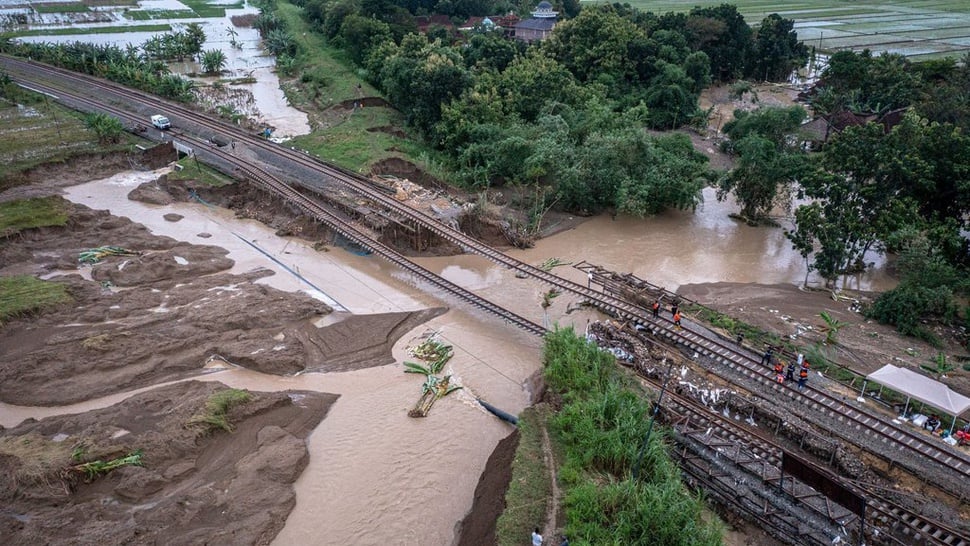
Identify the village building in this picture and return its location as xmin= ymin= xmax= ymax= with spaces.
xmin=513 ymin=1 xmax=558 ymax=43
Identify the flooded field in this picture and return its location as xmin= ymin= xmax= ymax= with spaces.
xmin=617 ymin=0 xmax=970 ymax=61
xmin=5 ymin=0 xmax=310 ymax=137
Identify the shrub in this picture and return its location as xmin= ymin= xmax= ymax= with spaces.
xmin=188 ymin=388 xmax=252 ymax=433
xmin=867 ymin=284 xmax=951 ymax=347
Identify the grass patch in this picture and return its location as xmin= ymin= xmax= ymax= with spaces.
xmin=270 ymin=1 xmax=440 ymax=172
xmin=33 ymin=3 xmax=91 ymax=13
xmin=0 ymin=96 xmax=136 ymax=189
xmin=497 ymin=328 xmax=723 ymax=544
xmin=3 ymin=23 xmax=171 ymax=38
xmin=124 ymin=9 xmax=196 ymax=20
xmin=0 ymin=433 xmax=75 ymax=487
xmin=188 ymin=388 xmax=252 ymax=433
xmin=495 ymin=407 xmax=551 ymax=546
xmin=275 ymin=1 xmax=366 ymax=101
xmin=0 ymin=196 xmax=70 ymax=236
xmin=684 ymin=303 xmax=785 ymax=352
xmin=289 ymin=106 xmax=427 ymax=171
xmin=0 ymin=275 xmax=72 ymax=324
xmin=167 ymin=158 xmax=234 ymax=187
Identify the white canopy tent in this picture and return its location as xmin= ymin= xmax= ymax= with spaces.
xmin=863 ymin=364 xmax=970 ymax=434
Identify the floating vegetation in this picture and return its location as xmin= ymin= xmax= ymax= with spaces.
xmin=538 ymin=257 xmax=571 ymax=271
xmin=405 ymin=334 xmax=461 ymax=417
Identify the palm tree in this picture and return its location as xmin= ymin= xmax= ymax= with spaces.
xmin=200 ymin=49 xmax=227 ymax=75
xmin=818 ymin=311 xmax=849 ymax=345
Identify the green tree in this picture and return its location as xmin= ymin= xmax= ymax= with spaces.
xmin=542 ymin=7 xmax=647 ymax=87
xmin=380 ymin=35 xmax=471 ymax=136
xmin=717 ymin=106 xmax=807 ymax=221
xmin=199 ymin=49 xmax=227 ymax=74
xmin=84 ymin=112 xmax=124 ymax=144
xmin=264 ymin=28 xmax=297 ymax=57
xmin=867 ymin=229 xmax=967 ymax=343
xmin=183 ymin=23 xmax=206 ymax=57
xmin=321 ymin=0 xmax=359 ymax=40
xmin=493 ymin=49 xmax=586 ymax=123
xmin=643 ymin=61 xmax=697 ymax=129
xmin=684 ymin=4 xmax=752 ymax=82
xmin=750 ymin=13 xmax=807 ymax=82
xmin=339 ymin=14 xmax=392 ymax=65
xmin=462 ymin=32 xmax=520 ymax=72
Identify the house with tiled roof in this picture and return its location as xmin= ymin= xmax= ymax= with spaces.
xmin=514 ymin=1 xmax=558 ymax=43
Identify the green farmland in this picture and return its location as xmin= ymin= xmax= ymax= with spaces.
xmin=592 ymin=0 xmax=970 ymax=60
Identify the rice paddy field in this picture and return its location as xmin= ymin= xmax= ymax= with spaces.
xmin=604 ymin=0 xmax=970 ymax=60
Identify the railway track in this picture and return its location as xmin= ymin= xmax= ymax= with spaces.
xmin=5 ymin=56 xmax=970 ymax=506
xmin=4 ymin=72 xmax=546 ymax=337
xmin=634 ymin=357 xmax=970 ymax=545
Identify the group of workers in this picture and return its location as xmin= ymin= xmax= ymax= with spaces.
xmin=651 ymin=299 xmax=681 ymax=329
xmin=764 ymin=347 xmax=810 ymax=390
xmin=643 ymin=296 xmax=970 ymax=448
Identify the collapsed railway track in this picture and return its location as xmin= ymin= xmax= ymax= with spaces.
xmin=646 ymin=365 xmax=969 ymax=546
xmin=5 ymin=56 xmax=969 ymax=542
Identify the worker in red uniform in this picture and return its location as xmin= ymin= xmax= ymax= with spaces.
xmin=798 ymin=367 xmax=808 ymax=390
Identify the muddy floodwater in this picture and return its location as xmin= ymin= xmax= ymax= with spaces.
xmin=418 ymin=188 xmax=894 ymax=323
xmin=1 ymin=170 xmax=897 ymax=544
xmin=2 ymin=170 xmax=539 ymax=545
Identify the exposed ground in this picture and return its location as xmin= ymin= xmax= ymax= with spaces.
xmin=677 ymin=282 xmax=970 ymax=394
xmin=0 ymin=380 xmax=337 ymax=546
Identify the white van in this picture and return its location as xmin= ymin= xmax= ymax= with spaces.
xmin=151 ymin=115 xmax=171 ymax=130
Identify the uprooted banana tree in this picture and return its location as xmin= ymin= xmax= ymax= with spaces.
xmin=404 ymin=335 xmax=462 ymax=417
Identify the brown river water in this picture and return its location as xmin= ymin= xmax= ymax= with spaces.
xmin=0 ymin=173 xmax=895 ymax=544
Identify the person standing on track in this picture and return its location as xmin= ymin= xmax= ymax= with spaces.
xmin=786 ymin=361 xmax=795 ymax=382
xmin=670 ymin=301 xmax=679 ymax=318
xmin=673 ymin=311 xmax=682 ymax=329
xmin=761 ymin=346 xmax=774 ymax=367
xmin=652 ymin=300 xmax=660 ymax=318
xmin=774 ymin=361 xmax=785 ymax=383
xmin=798 ymin=367 xmax=808 ymax=390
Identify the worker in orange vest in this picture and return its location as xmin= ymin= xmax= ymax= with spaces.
xmin=798 ymin=367 xmax=809 ymax=390
xmin=652 ymin=300 xmax=660 ymax=318
xmin=673 ymin=311 xmax=682 ymax=329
